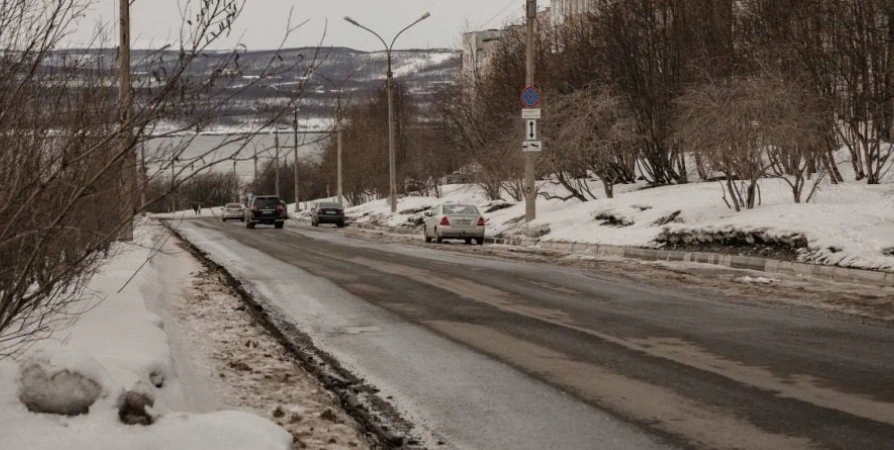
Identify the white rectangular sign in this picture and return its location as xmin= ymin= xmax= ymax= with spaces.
xmin=526 ymin=119 xmax=538 ymax=141
xmin=522 ymin=140 xmax=542 ymax=152
xmin=522 ymin=108 xmax=542 ymax=119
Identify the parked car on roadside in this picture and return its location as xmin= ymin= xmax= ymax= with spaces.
xmin=244 ymin=195 xmax=286 ymax=229
xmin=221 ymin=203 xmax=244 ymax=222
xmin=311 ymin=202 xmax=345 ymax=227
xmin=423 ymin=203 xmax=485 ymax=245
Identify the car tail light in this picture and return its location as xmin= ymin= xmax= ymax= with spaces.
xmin=477 ymin=217 xmax=486 ymax=226
xmin=439 ymin=216 xmax=450 ymax=226
xmin=251 ymin=206 xmax=259 ymax=213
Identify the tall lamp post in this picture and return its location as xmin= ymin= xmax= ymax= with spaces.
xmin=344 ymin=13 xmax=431 ymax=214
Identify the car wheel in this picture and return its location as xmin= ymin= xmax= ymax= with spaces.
xmin=247 ymin=222 xmax=255 ymax=229
xmin=435 ymin=229 xmax=443 ymax=244
xmin=424 ymin=227 xmax=433 ymax=243
xmin=275 ymin=222 xmax=284 ymax=229
xmin=337 ymin=221 xmax=345 ymax=228
xmin=465 ymin=238 xmax=473 ymax=245
xmin=477 ymin=237 xmax=485 ymax=246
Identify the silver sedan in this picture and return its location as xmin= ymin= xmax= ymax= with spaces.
xmin=221 ymin=203 xmax=244 ymax=222
xmin=423 ymin=203 xmax=486 ymax=245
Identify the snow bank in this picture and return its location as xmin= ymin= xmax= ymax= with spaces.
xmin=0 ymin=220 xmax=291 ymax=450
xmin=327 ymin=157 xmax=894 ymax=273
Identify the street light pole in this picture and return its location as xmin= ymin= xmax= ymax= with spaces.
xmin=524 ymin=0 xmax=537 ymax=222
xmin=344 ymin=13 xmax=431 ymax=214
xmin=386 ymin=65 xmax=397 ymax=213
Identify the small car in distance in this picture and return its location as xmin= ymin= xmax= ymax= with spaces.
xmin=311 ymin=202 xmax=345 ymax=227
xmin=245 ymin=195 xmax=286 ymax=229
xmin=221 ymin=203 xmax=244 ymax=222
xmin=423 ymin=203 xmax=485 ymax=245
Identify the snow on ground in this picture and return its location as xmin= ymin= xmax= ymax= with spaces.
xmin=735 ymin=276 xmax=779 ymax=285
xmin=0 ymin=220 xmax=293 ymax=450
xmin=170 ymin=256 xmax=371 ymax=449
xmin=323 ymin=155 xmax=894 ymax=273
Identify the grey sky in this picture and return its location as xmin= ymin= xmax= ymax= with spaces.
xmin=69 ymin=0 xmax=532 ymax=51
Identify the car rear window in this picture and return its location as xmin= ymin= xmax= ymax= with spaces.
xmin=254 ymin=198 xmax=280 ymax=208
xmin=318 ymin=203 xmax=342 ymax=209
xmin=443 ymin=205 xmax=479 ymax=215
xmin=225 ymin=203 xmax=241 ymax=208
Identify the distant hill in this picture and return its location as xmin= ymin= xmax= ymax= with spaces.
xmin=48 ymin=46 xmax=461 ymax=125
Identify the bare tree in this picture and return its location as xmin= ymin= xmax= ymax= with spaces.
xmin=545 ymin=87 xmax=638 ymax=200
xmin=676 ymin=74 xmax=827 ymax=210
xmin=0 ymin=0 xmax=319 ymax=358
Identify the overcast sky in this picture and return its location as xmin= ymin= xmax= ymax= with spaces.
xmin=68 ymin=0 xmax=534 ymax=51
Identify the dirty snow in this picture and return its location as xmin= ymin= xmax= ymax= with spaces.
xmin=170 ymin=258 xmax=371 ymax=449
xmin=0 ymin=220 xmax=297 ymax=450
xmin=735 ymin=276 xmax=778 ymax=285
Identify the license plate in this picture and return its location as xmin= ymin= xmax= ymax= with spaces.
xmin=261 ymin=209 xmax=273 ymax=214
xmin=326 ymin=210 xmax=338 ymax=214
xmin=455 ymin=219 xmax=471 ymax=225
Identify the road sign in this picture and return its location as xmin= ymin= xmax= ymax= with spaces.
xmin=522 ymin=108 xmax=541 ymax=119
xmin=520 ymin=85 xmax=542 ymax=108
xmin=526 ymin=119 xmax=538 ymax=141
xmin=522 ymin=140 xmax=542 ymax=152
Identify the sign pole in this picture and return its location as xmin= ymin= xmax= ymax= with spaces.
xmin=524 ymin=0 xmax=537 ymax=222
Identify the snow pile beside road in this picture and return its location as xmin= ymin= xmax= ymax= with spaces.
xmin=0 ymin=221 xmax=292 ymax=450
xmin=329 ymin=165 xmax=894 ymax=272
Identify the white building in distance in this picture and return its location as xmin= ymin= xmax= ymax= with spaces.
xmin=551 ymin=0 xmax=596 ymax=25
xmin=461 ymin=29 xmax=504 ymax=76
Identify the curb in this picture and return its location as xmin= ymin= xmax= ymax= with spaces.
xmin=165 ymin=221 xmax=420 ymax=449
xmin=334 ymin=221 xmax=894 ymax=287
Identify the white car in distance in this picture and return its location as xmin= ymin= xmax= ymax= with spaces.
xmin=221 ymin=203 xmax=244 ymax=222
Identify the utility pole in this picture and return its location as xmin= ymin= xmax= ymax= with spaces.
xmin=336 ymin=98 xmax=344 ymax=205
xmin=524 ymin=0 xmax=537 ymax=222
xmin=300 ymin=105 xmax=301 ymax=211
xmin=253 ymin=145 xmax=258 ymax=184
xmin=318 ymin=72 xmax=356 ymax=206
xmin=233 ymin=160 xmax=238 ymax=202
xmin=118 ymin=0 xmax=134 ymax=239
xmin=139 ymin=143 xmax=147 ymax=215
xmin=274 ymin=128 xmax=280 ymax=197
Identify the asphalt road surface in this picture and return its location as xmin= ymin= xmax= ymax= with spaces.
xmin=172 ymin=218 xmax=894 ymax=450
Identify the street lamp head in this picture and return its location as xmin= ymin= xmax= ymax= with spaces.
xmin=420 ymin=12 xmax=431 ymax=21
xmin=343 ymin=16 xmax=359 ymax=26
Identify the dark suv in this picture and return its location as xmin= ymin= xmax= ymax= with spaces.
xmin=245 ymin=195 xmax=286 ymax=229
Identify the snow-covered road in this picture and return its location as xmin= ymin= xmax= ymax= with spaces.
xmin=171 ymin=217 xmax=894 ymax=450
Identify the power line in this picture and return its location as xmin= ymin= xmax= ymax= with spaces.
xmin=478 ymin=0 xmax=520 ymax=30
